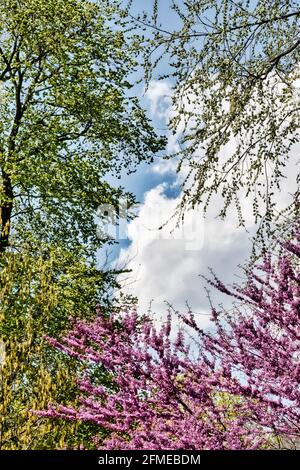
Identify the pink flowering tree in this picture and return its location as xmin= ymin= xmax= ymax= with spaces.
xmin=37 ymin=228 xmax=300 ymax=449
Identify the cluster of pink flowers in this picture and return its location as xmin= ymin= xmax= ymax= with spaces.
xmin=38 ymin=227 xmax=300 ymax=449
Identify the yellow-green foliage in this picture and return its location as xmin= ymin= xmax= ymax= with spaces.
xmin=0 ymin=336 xmax=78 ymax=449
xmin=0 ymin=247 xmax=110 ymax=449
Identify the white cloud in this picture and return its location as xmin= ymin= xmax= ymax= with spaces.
xmin=115 ymin=151 xmax=297 ymax=326
xmin=145 ymin=80 xmax=173 ymax=120
xmin=116 ymin=183 xmax=254 ymax=327
xmin=115 ymin=79 xmax=299 ymax=327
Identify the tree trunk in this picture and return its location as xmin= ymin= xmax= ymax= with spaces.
xmin=0 ymin=169 xmax=13 ymax=252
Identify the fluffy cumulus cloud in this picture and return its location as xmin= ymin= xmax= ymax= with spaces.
xmin=114 ymin=80 xmax=299 ymax=326
xmin=116 ymin=183 xmax=253 ymax=327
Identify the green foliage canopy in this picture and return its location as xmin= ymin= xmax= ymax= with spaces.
xmin=0 ymin=0 xmax=164 ymax=252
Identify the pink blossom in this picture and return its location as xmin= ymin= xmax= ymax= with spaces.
xmin=37 ymin=226 xmax=300 ymax=449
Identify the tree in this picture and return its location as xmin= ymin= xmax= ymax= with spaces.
xmin=0 ymin=247 xmax=121 ymax=449
xmin=0 ymin=0 xmax=164 ymax=448
xmin=0 ymin=0 xmax=164 ymax=253
xmin=38 ymin=225 xmax=300 ymax=449
xmin=130 ymin=0 xmax=300 ymax=233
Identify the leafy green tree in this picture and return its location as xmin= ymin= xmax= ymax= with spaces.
xmin=0 ymin=0 xmax=164 ymax=252
xmin=0 ymin=0 xmax=164 ymax=448
xmin=130 ymin=0 xmax=300 ymax=233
